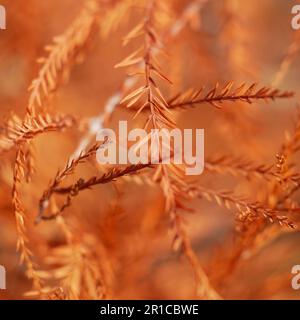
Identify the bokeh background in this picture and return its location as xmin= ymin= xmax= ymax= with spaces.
xmin=0 ymin=0 xmax=300 ymax=299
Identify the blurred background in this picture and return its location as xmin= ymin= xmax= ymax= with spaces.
xmin=0 ymin=0 xmax=300 ymax=299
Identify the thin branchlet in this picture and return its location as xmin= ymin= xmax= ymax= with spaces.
xmin=168 ymin=82 xmax=294 ymax=109
xmin=205 ymin=156 xmax=275 ymax=180
xmin=12 ymin=147 xmax=43 ymax=290
xmin=38 ymin=142 xmax=108 ymax=220
xmin=39 ymin=163 xmax=152 ymax=220
xmin=187 ymin=185 xmax=296 ymax=229
xmin=0 ymin=113 xmax=75 ymax=154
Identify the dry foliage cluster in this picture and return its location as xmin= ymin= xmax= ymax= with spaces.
xmin=0 ymin=0 xmax=300 ymax=300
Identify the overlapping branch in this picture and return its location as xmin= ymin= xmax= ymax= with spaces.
xmin=39 ymin=163 xmax=152 ymax=221
xmin=71 ymin=0 xmax=210 ymax=157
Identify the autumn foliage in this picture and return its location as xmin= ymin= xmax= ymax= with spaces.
xmin=0 ymin=0 xmax=300 ymax=300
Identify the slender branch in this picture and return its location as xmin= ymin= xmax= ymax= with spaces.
xmin=187 ymin=185 xmax=296 ymax=229
xmin=169 ymin=83 xmax=294 ymax=109
xmin=27 ymin=0 xmax=100 ymax=116
xmin=38 ymin=163 xmax=152 ymax=220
